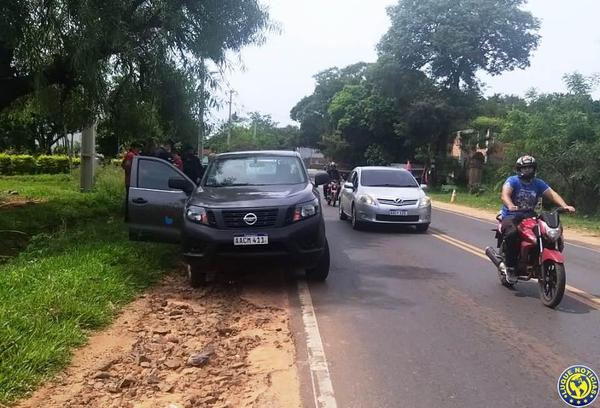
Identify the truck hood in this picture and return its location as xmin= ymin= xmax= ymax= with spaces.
xmin=188 ymin=184 xmax=316 ymax=209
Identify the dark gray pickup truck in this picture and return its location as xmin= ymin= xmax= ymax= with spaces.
xmin=127 ymin=150 xmax=331 ymax=286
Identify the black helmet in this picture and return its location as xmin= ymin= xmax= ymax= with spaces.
xmin=516 ymin=155 xmax=537 ymax=181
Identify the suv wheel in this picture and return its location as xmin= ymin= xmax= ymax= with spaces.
xmin=187 ymin=264 xmax=208 ymax=288
xmin=306 ymin=240 xmax=330 ymax=281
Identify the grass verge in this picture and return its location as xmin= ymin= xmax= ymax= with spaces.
xmin=0 ymin=168 xmax=177 ymax=404
xmin=430 ymin=189 xmax=600 ymax=233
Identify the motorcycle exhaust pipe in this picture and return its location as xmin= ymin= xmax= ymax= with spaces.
xmin=485 ymin=246 xmax=504 ymax=268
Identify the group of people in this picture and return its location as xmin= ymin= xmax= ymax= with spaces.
xmin=122 ymin=140 xmax=206 ymax=186
xmin=121 ymin=139 xmax=207 ymax=220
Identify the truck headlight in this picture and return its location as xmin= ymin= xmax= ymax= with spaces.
xmin=186 ymin=206 xmax=210 ymax=225
xmin=419 ymin=196 xmax=431 ymax=208
xmin=293 ymin=199 xmax=320 ymax=222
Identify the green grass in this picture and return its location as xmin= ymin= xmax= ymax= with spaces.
xmin=0 ymin=169 xmax=177 ymax=404
xmin=430 ymin=189 xmax=600 ymax=233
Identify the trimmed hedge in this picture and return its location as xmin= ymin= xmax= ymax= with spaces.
xmin=0 ymin=154 xmax=80 ymax=175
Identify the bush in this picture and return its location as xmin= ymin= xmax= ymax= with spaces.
xmin=37 ymin=155 xmax=70 ymax=174
xmin=11 ymin=155 xmax=36 ymax=174
xmin=0 ymin=154 xmax=13 ymax=175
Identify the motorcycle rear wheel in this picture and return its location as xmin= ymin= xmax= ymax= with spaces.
xmin=538 ymin=261 xmax=566 ymax=309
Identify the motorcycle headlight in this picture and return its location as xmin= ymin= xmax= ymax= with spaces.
xmin=186 ymin=206 xmax=210 ymax=225
xmin=359 ymin=194 xmax=377 ymax=206
xmin=545 ymin=227 xmax=562 ymax=242
xmin=419 ymin=196 xmax=431 ymax=208
xmin=292 ymin=199 xmax=320 ymax=222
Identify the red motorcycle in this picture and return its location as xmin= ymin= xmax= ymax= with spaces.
xmin=326 ymin=180 xmax=340 ymax=207
xmin=485 ymin=208 xmax=568 ymax=308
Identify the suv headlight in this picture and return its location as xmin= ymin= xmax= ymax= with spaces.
xmin=358 ymin=194 xmax=377 ymax=206
xmin=419 ymin=196 xmax=431 ymax=208
xmin=186 ymin=206 xmax=210 ymax=225
xmin=293 ymin=199 xmax=320 ymax=222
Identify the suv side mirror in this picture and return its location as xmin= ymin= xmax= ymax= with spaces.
xmin=420 ymin=184 xmax=429 ymax=191
xmin=314 ymin=171 xmax=330 ymax=187
xmin=344 ymin=182 xmax=355 ymax=191
xmin=169 ymin=177 xmax=194 ymax=194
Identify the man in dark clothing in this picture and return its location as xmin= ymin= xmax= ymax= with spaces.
xmin=182 ymin=146 xmax=204 ymax=184
xmin=154 ymin=139 xmax=175 ymax=163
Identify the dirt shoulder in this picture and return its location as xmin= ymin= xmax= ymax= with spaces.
xmin=17 ymin=270 xmax=301 ymax=408
xmin=433 ymin=200 xmax=600 ymax=249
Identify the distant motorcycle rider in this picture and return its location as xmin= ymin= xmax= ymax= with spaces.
xmin=324 ymin=162 xmax=341 ymax=198
xmin=500 ymin=155 xmax=575 ymax=283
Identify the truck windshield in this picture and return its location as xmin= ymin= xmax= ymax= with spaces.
xmin=204 ymin=156 xmax=307 ymax=187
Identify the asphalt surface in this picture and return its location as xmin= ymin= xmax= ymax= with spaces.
xmin=302 ymin=204 xmax=600 ymax=408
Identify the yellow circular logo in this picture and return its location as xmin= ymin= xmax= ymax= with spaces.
xmin=558 ymin=365 xmax=599 ymax=407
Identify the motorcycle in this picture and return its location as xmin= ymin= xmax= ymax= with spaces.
xmin=326 ymin=180 xmax=340 ymax=207
xmin=485 ymin=208 xmax=569 ymax=308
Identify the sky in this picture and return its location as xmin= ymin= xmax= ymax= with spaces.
xmin=214 ymin=0 xmax=600 ymax=126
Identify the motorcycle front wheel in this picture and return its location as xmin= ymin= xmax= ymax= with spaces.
xmin=538 ymin=261 xmax=566 ymax=309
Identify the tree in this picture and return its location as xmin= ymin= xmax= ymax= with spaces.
xmin=377 ymin=0 xmax=540 ymax=90
xmin=499 ymin=79 xmax=600 ymax=214
xmin=290 ymin=63 xmax=370 ymax=147
xmin=0 ymin=0 xmax=271 ymax=114
xmin=206 ymin=113 xmax=300 ymax=153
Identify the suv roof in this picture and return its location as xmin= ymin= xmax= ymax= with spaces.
xmin=216 ymin=150 xmax=301 ymax=159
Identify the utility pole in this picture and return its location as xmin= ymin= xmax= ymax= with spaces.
xmin=253 ymin=121 xmax=257 ymax=143
xmin=227 ymin=89 xmax=233 ymax=148
xmin=80 ymin=122 xmax=96 ymax=192
xmin=198 ymin=58 xmax=206 ymax=162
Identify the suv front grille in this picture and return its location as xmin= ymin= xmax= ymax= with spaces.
xmin=221 ymin=209 xmax=279 ymax=228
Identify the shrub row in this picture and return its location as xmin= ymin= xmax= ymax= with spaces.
xmin=0 ymin=154 xmax=80 ymax=175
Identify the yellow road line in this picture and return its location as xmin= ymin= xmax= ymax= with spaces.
xmin=430 ymin=230 xmax=600 ymax=310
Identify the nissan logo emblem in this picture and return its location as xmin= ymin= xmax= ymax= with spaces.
xmin=394 ymin=198 xmax=404 ymax=204
xmin=243 ymin=213 xmax=258 ymax=226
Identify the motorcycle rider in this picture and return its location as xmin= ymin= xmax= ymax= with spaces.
xmin=324 ymin=162 xmax=341 ymax=199
xmin=500 ymin=155 xmax=575 ymax=283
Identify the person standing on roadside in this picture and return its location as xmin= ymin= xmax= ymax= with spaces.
xmin=182 ymin=145 xmax=204 ymax=184
xmin=122 ymin=142 xmax=141 ymax=221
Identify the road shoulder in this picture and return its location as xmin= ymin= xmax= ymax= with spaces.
xmin=17 ymin=271 xmax=301 ymax=408
xmin=433 ymin=200 xmax=600 ymax=249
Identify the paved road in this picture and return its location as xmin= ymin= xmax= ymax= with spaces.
xmin=302 ymin=204 xmax=600 ymax=408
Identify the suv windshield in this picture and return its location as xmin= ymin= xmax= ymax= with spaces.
xmin=204 ymin=156 xmax=307 ymax=187
xmin=361 ymin=169 xmax=418 ymax=188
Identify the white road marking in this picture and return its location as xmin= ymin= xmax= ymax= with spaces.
xmin=297 ymin=280 xmax=338 ymax=408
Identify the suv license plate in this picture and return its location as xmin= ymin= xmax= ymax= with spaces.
xmin=390 ymin=210 xmax=408 ymax=216
xmin=233 ymin=234 xmax=269 ymax=246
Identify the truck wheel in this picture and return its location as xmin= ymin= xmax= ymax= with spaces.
xmin=306 ymin=241 xmax=330 ymax=282
xmin=187 ymin=264 xmax=208 ymax=288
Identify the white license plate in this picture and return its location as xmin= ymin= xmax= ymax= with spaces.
xmin=233 ymin=234 xmax=269 ymax=246
xmin=390 ymin=210 xmax=408 ymax=216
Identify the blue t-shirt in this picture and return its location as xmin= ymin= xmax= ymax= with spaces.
xmin=501 ymin=176 xmax=550 ymax=217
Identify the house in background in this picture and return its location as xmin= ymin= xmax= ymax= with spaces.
xmin=450 ymin=129 xmax=505 ymax=165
